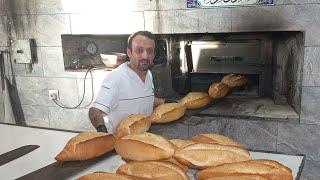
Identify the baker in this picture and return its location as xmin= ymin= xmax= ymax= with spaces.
xmin=88 ymin=31 xmax=165 ymax=133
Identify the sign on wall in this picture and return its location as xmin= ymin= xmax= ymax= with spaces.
xmin=187 ymin=0 xmax=274 ymax=8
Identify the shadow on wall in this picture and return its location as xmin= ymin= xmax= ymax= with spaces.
xmin=0 ymin=52 xmax=26 ymax=125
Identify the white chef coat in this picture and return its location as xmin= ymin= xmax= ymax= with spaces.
xmin=91 ymin=62 xmax=154 ymax=133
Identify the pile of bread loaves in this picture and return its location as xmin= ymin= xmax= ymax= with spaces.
xmin=55 ymin=116 xmax=293 ymax=180
xmin=54 ymin=74 xmax=291 ymax=179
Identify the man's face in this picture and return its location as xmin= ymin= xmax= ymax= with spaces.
xmin=127 ymin=35 xmax=155 ymax=72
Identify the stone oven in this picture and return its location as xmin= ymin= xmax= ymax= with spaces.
xmin=62 ymin=31 xmax=304 ymax=122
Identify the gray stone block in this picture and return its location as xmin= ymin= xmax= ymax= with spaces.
xmin=48 ymin=106 xmax=94 ymax=131
xmin=277 ymin=123 xmax=320 ymax=161
xmin=149 ymin=119 xmax=189 ymax=139
xmin=62 ymin=0 xmax=157 ymax=13
xmin=231 ymin=4 xmax=320 ymax=35
xmin=187 ymin=116 xmax=277 ymax=151
xmin=22 ymin=105 xmax=50 ymax=127
xmin=9 ymin=0 xmax=65 ymax=14
xmin=40 ymin=47 xmax=75 ymax=78
xmin=47 ymin=77 xmax=79 ymax=108
xmin=0 ymin=16 xmax=7 ymax=46
xmin=145 ymin=10 xmax=201 ymax=34
xmin=9 ymin=14 xmax=71 ymax=46
xmin=14 ymin=76 xmax=49 ymax=106
xmin=300 ymin=160 xmax=320 ymax=180
xmin=70 ymin=12 xmax=144 ymax=34
xmin=0 ymin=1 xmax=8 ymax=15
xmin=300 ymin=87 xmax=320 ymax=124
xmin=158 ymin=0 xmax=186 ymax=10
xmin=303 ymin=47 xmax=320 ymax=86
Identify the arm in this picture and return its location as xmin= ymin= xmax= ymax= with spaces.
xmin=88 ymin=107 xmax=107 ymax=133
xmin=154 ymin=97 xmax=165 ymax=107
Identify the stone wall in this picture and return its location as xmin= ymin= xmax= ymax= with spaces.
xmin=0 ymin=1 xmax=320 ymax=179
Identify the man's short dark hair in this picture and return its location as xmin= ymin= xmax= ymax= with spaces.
xmin=127 ymin=31 xmax=156 ymax=50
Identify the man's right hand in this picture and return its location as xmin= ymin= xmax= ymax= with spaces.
xmin=89 ymin=107 xmax=107 ymax=132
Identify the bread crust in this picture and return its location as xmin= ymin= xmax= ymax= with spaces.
xmin=208 ymin=83 xmax=230 ymax=99
xmin=180 ymin=92 xmax=211 ymax=109
xmin=170 ymin=139 xmax=196 ymax=149
xmin=197 ymin=159 xmax=293 ymax=180
xmin=190 ymin=134 xmax=244 ymax=148
xmin=55 ymin=132 xmax=115 ymax=161
xmin=116 ymin=161 xmax=189 ymax=180
xmin=114 ymin=132 xmax=175 ymax=161
xmin=174 ymin=143 xmax=251 ymax=169
xmin=221 ymin=74 xmax=247 ymax=88
xmin=78 ymin=171 xmax=135 ymax=180
xmin=205 ymin=174 xmax=270 ymax=180
xmin=115 ymin=114 xmax=151 ymax=139
xmin=151 ymin=103 xmax=186 ymax=123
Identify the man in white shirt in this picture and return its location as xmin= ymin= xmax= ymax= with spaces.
xmin=89 ymin=31 xmax=165 ymax=133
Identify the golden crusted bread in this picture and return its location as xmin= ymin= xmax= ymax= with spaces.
xmin=180 ymin=92 xmax=211 ymax=109
xmin=150 ymin=103 xmax=186 ymax=123
xmin=161 ymin=158 xmax=189 ymax=172
xmin=190 ymin=134 xmax=245 ymax=148
xmin=78 ymin=171 xmax=135 ymax=180
xmin=114 ymin=132 xmax=175 ymax=161
xmin=115 ymin=114 xmax=151 ymax=139
xmin=170 ymin=139 xmax=196 ymax=149
xmin=116 ymin=161 xmax=189 ymax=180
xmin=208 ymin=82 xmax=230 ymax=99
xmin=174 ymin=143 xmax=251 ymax=169
xmin=55 ymin=132 xmax=115 ymax=161
xmin=197 ymin=159 xmax=293 ymax=180
xmin=221 ymin=74 xmax=247 ymax=88
xmin=204 ymin=174 xmax=270 ymax=180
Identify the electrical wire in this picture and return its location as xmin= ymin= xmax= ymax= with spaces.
xmin=52 ymin=67 xmax=94 ymax=109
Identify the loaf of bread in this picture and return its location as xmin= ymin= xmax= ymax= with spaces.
xmin=117 ymin=161 xmax=189 ymax=180
xmin=170 ymin=139 xmax=196 ymax=149
xmin=174 ymin=143 xmax=251 ymax=169
xmin=150 ymin=103 xmax=186 ymax=123
xmin=115 ymin=114 xmax=151 ymax=139
xmin=204 ymin=174 xmax=269 ymax=180
xmin=55 ymin=132 xmax=115 ymax=161
xmin=190 ymin=134 xmax=245 ymax=148
xmin=78 ymin=171 xmax=135 ymax=180
xmin=180 ymin=92 xmax=211 ymax=109
xmin=114 ymin=132 xmax=175 ymax=161
xmin=197 ymin=159 xmax=293 ymax=180
xmin=161 ymin=158 xmax=189 ymax=172
xmin=208 ymin=82 xmax=230 ymax=99
xmin=221 ymin=74 xmax=247 ymax=87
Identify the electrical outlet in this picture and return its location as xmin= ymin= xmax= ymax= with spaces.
xmin=48 ymin=90 xmax=59 ymax=100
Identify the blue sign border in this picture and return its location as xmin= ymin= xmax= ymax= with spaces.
xmin=187 ymin=0 xmax=274 ymax=8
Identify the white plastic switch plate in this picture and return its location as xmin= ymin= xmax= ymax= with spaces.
xmin=11 ymin=39 xmax=33 ymax=64
xmin=48 ymin=90 xmax=59 ymax=100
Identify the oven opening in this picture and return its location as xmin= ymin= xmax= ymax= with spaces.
xmin=163 ymin=32 xmax=303 ymax=122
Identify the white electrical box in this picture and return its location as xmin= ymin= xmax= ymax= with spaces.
xmin=11 ymin=39 xmax=35 ymax=64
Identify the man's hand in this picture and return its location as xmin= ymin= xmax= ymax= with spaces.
xmin=89 ymin=107 xmax=107 ymax=132
xmin=96 ymin=124 xmax=108 ymax=133
xmin=154 ymin=97 xmax=165 ymax=107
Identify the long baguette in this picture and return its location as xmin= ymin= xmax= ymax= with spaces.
xmin=197 ymin=159 xmax=293 ymax=180
xmin=55 ymin=132 xmax=115 ymax=161
xmin=117 ymin=161 xmax=189 ymax=180
xmin=114 ymin=132 xmax=175 ymax=161
xmin=174 ymin=143 xmax=251 ymax=169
